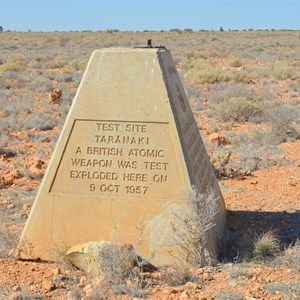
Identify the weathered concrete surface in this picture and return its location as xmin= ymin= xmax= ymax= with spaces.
xmin=17 ymin=48 xmax=226 ymax=266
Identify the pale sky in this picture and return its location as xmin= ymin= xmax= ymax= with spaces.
xmin=0 ymin=0 xmax=299 ymax=32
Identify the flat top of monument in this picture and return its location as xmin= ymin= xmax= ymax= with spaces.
xmin=95 ymin=47 xmax=168 ymax=54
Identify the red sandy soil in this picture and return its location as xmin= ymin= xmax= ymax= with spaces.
xmin=0 ymin=135 xmax=299 ymax=299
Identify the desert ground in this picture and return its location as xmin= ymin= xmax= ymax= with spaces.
xmin=0 ymin=30 xmax=299 ymax=299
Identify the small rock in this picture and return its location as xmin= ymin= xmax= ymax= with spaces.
xmin=42 ymin=280 xmax=56 ymax=292
xmin=20 ymin=213 xmax=28 ymax=219
xmin=202 ymin=272 xmax=210 ymax=281
xmin=66 ymin=241 xmax=135 ymax=277
xmin=125 ymin=278 xmax=132 ymax=287
xmin=1 ymin=168 xmax=22 ymax=186
xmin=53 ymin=267 xmax=62 ymax=275
xmin=169 ymin=287 xmax=183 ymax=294
xmin=208 ymin=132 xmax=227 ymax=146
xmin=79 ymin=276 xmax=87 ymax=285
xmin=30 ymin=286 xmax=36 ymax=292
xmin=83 ymin=284 xmax=93 ymax=297
xmin=22 ymin=203 xmax=31 ymax=210
xmin=12 ymin=285 xmax=21 ymax=292
xmin=184 ymin=281 xmax=201 ymax=290
xmin=249 ymin=286 xmax=262 ymax=296
xmin=1 ymin=172 xmax=15 ymax=186
xmin=152 ymin=287 xmax=160 ymax=294
xmin=11 ymin=169 xmax=21 ymax=179
xmin=50 ymin=88 xmax=63 ymax=105
xmin=256 ymin=277 xmax=263 ymax=283
xmin=198 ymin=295 xmax=209 ymax=300
xmin=179 ymin=291 xmax=190 ymax=299
xmin=288 ymin=177 xmax=298 ymax=186
xmin=29 ymin=160 xmax=45 ymax=176
xmin=248 ymin=79 xmax=256 ymax=85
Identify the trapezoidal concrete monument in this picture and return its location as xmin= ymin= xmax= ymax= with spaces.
xmin=17 ymin=47 xmax=226 ymax=266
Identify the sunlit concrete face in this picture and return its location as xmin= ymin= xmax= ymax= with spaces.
xmin=17 ymin=48 xmax=226 ymax=266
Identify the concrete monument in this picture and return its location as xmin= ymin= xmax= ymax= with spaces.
xmin=17 ymin=47 xmax=226 ymax=266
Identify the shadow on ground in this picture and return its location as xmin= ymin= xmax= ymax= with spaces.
xmin=220 ymin=209 xmax=300 ymax=261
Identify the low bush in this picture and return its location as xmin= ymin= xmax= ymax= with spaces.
xmin=272 ymin=60 xmax=298 ymax=80
xmin=271 ymin=239 xmax=300 ymax=270
xmin=227 ymin=56 xmax=243 ymax=67
xmin=168 ymin=188 xmax=220 ymax=271
xmin=0 ymin=226 xmax=18 ymax=257
xmin=92 ymin=243 xmax=150 ymax=298
xmin=214 ymin=289 xmax=243 ymax=300
xmin=24 ymin=110 xmax=56 ymax=131
xmin=182 ymin=54 xmax=250 ymax=84
xmin=214 ymin=95 xmax=262 ymax=122
xmin=28 ymin=75 xmax=53 ymax=92
xmin=265 ymin=280 xmax=300 ymax=300
xmin=263 ymin=102 xmax=300 ymax=143
xmin=252 ymin=231 xmax=280 ymax=259
xmin=43 ymin=54 xmax=70 ymax=69
xmin=0 ymin=54 xmax=27 ymax=72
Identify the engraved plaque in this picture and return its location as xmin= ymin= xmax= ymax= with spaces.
xmin=50 ymin=119 xmax=184 ymax=198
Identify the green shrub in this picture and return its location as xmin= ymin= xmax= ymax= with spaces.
xmin=70 ymin=59 xmax=88 ymax=71
xmin=228 ymin=56 xmax=243 ymax=67
xmin=214 ymin=95 xmax=262 ymax=122
xmin=182 ymin=56 xmax=249 ymax=84
xmin=0 ymin=54 xmax=27 ymax=72
xmin=169 ymin=28 xmax=182 ymax=33
xmin=43 ymin=54 xmax=70 ymax=69
xmin=183 ymin=28 xmax=193 ymax=33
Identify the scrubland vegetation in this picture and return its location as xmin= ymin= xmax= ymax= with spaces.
xmin=0 ymin=30 xmax=299 ymax=298
xmin=1 ymin=30 xmax=299 ymax=175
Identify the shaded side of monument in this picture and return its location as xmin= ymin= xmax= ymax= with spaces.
xmin=17 ymin=48 xmax=226 ymax=266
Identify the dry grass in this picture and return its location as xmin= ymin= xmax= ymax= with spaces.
xmin=90 ymin=243 xmax=151 ymax=298
xmin=252 ymin=231 xmax=280 ymax=259
xmin=156 ymin=188 xmax=220 ymax=286
xmin=0 ymin=226 xmax=18 ymax=257
xmin=169 ymin=187 xmax=220 ymax=268
xmin=272 ymin=239 xmax=300 ymax=270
